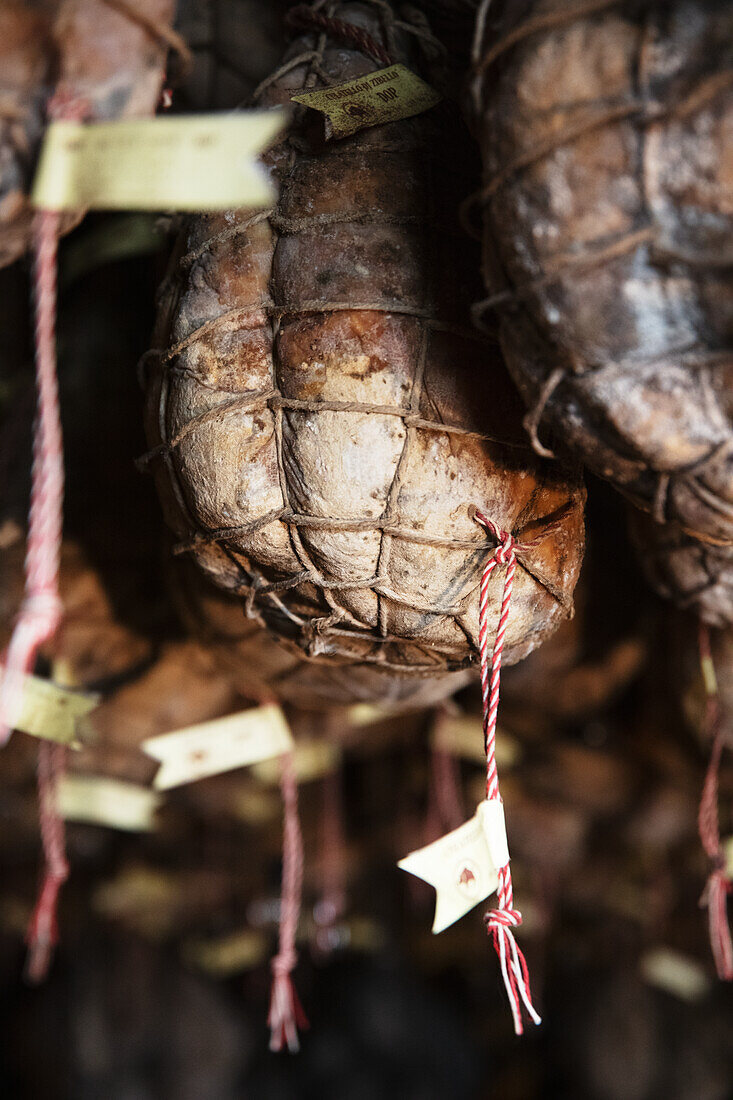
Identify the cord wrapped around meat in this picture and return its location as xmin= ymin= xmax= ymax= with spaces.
xmin=0 ymin=0 xmax=180 ymax=269
xmin=471 ymin=0 xmax=733 ymax=548
xmin=145 ymin=0 xmax=585 ymax=678
xmin=629 ymin=510 xmax=733 ymax=628
xmin=173 ymin=555 xmax=474 ymax=709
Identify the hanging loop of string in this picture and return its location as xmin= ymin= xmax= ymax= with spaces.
xmin=697 ymin=622 xmax=733 ymax=981
xmin=473 ymin=509 xmax=541 ymax=1035
xmin=269 ymin=750 xmax=309 ymax=1052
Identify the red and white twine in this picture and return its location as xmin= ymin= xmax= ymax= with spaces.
xmin=269 ymin=750 xmax=308 ymax=1052
xmin=0 ymin=90 xmax=87 ymax=980
xmin=474 ymin=509 xmax=542 ymax=1035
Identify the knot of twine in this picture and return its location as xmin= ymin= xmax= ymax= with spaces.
xmin=286 ymin=4 xmax=393 ymax=67
xmin=268 ymin=751 xmax=308 ymax=1053
xmin=473 ymin=509 xmax=541 ymax=1035
xmin=697 ymin=623 xmax=733 ymax=981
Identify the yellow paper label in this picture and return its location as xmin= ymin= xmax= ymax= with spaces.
xmin=432 ymin=713 xmax=520 ymax=769
xmin=143 ymin=704 xmax=293 ymax=790
xmin=345 ymin=703 xmax=399 ymax=727
xmin=32 ymin=111 xmax=287 ymax=212
xmin=398 ymin=801 xmax=508 ymax=934
xmin=183 ymin=929 xmax=267 ymax=976
xmin=291 ymin=64 xmax=441 ymax=140
xmin=57 ymin=774 xmax=161 ymax=831
xmin=700 ymin=654 xmax=719 ymax=697
xmin=0 ymin=667 xmax=97 ymax=747
xmin=251 ymin=738 xmax=340 ymax=786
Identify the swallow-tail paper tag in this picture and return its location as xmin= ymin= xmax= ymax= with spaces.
xmin=143 ymin=704 xmax=294 ymax=791
xmin=291 ymin=64 xmax=440 ymax=140
xmin=0 ymin=666 xmax=97 ymax=747
xmin=398 ymin=801 xmax=510 ymax=934
xmin=57 ymin=774 xmax=161 ymax=832
xmin=32 ymin=111 xmax=287 ymax=212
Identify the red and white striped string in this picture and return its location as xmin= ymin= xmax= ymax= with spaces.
xmin=697 ymin=622 xmax=733 ymax=981
xmin=0 ymin=90 xmax=87 ymax=980
xmin=474 ymin=508 xmax=542 ymax=1036
xmin=269 ymin=750 xmax=308 ymax=1052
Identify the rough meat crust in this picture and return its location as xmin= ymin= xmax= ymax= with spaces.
xmin=146 ymin=0 xmax=585 ymax=675
xmin=475 ymin=0 xmax=733 ymax=547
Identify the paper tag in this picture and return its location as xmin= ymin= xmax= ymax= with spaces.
xmin=640 ymin=948 xmax=711 ymax=1003
xmin=0 ymin=667 xmax=97 ymax=746
xmin=432 ymin=714 xmax=520 ymax=769
xmin=346 ymin=703 xmax=399 ymax=727
xmin=183 ymin=929 xmax=267 ymax=976
xmin=32 ymin=111 xmax=287 ymax=212
xmin=700 ymin=654 xmax=719 ymax=697
xmin=251 ymin=738 xmax=340 ymax=786
xmin=398 ymin=801 xmax=508 ymax=933
xmin=143 ymin=704 xmax=294 ymax=790
xmin=93 ymin=866 xmax=181 ymax=937
xmin=57 ymin=774 xmax=161 ymax=831
xmin=291 ymin=64 xmax=441 ymax=140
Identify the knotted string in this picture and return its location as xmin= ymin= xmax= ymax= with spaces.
xmin=0 ymin=90 xmax=88 ymax=981
xmin=697 ymin=623 xmax=733 ymax=981
xmin=473 ymin=508 xmax=542 ymax=1035
xmin=269 ymin=750 xmax=308 ymax=1052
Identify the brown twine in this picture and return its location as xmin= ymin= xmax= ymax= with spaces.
xmin=286 ymin=4 xmax=393 ymax=66
xmin=138 ymin=387 xmax=530 ymax=464
xmin=472 ymin=227 xmax=655 ymax=316
xmin=473 ymin=0 xmax=621 ymax=76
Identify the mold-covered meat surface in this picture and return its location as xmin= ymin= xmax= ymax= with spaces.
xmin=146 ymin=0 xmax=585 ymax=676
xmin=474 ymin=0 xmax=733 ymax=548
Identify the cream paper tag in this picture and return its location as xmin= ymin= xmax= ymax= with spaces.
xmin=183 ymin=929 xmax=267 ymax=977
xmin=291 ymin=64 xmax=441 ymax=140
xmin=346 ymin=703 xmax=399 ymax=727
xmin=251 ymin=737 xmax=340 ymax=786
xmin=143 ymin=704 xmax=293 ymax=791
xmin=640 ymin=948 xmax=710 ymax=1003
xmin=57 ymin=774 xmax=161 ymax=832
xmin=700 ymin=653 xmax=719 ymax=697
xmin=432 ymin=714 xmax=520 ymax=769
xmin=32 ymin=111 xmax=287 ymax=212
xmin=398 ymin=801 xmax=509 ymax=934
xmin=0 ymin=667 xmax=97 ymax=747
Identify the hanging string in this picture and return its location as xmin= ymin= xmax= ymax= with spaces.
xmin=25 ymin=742 xmax=68 ymax=982
xmin=269 ymin=750 xmax=309 ymax=1052
xmin=697 ymin=622 xmax=733 ymax=981
xmin=0 ymin=89 xmax=87 ymax=981
xmin=474 ymin=508 xmax=542 ymax=1036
